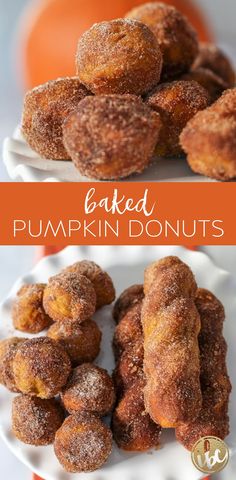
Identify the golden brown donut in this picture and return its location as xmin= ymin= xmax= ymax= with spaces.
xmin=43 ymin=272 xmax=96 ymax=323
xmin=112 ymin=378 xmax=161 ymax=451
xmin=0 ymin=337 xmax=26 ymax=392
xmin=62 ymin=260 xmax=115 ymax=309
xmin=192 ymin=43 xmax=235 ymax=88
xmin=12 ymin=395 xmax=64 ymax=446
xmin=21 ymin=77 xmax=90 ymax=160
xmin=76 ymin=19 xmax=162 ymax=95
xmin=126 ymin=2 xmax=199 ymax=80
xmin=12 ymin=284 xmax=52 ymax=333
xmin=180 ymin=88 xmax=236 ymax=180
xmin=113 ymin=303 xmax=143 ymax=359
xmin=112 ymin=298 xmax=162 ymax=451
xmin=61 ymin=363 xmax=115 ymax=416
xmin=113 ymin=342 xmax=144 ymax=397
xmin=113 ymin=284 xmax=144 ymax=323
xmin=176 ymin=289 xmax=231 ymax=450
xmin=181 ymin=67 xmax=227 ymax=104
xmin=146 ymin=80 xmax=210 ymax=156
xmin=142 ymin=256 xmax=202 ymax=428
xmin=12 ymin=337 xmax=71 ymax=399
xmin=54 ymin=413 xmax=112 ymax=472
xmin=47 ymin=319 xmax=101 ymax=366
xmin=63 ymin=95 xmax=161 ymax=180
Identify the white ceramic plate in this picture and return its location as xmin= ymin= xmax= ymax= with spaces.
xmin=2 ymin=128 xmax=215 ymax=183
xmin=0 ymin=246 xmax=235 ymax=480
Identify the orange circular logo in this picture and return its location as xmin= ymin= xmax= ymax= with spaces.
xmin=191 ymin=436 xmax=229 ymax=474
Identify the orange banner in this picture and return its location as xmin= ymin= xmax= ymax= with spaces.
xmin=0 ymin=182 xmax=235 ymax=245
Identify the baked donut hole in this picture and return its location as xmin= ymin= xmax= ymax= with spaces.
xmin=181 ymin=68 xmax=227 ymax=104
xmin=192 ymin=43 xmax=235 ymax=88
xmin=146 ymin=80 xmax=210 ymax=157
xmin=76 ymin=19 xmax=163 ymax=95
xmin=61 ymin=363 xmax=115 ymax=416
xmin=12 ymin=337 xmax=71 ymax=399
xmin=180 ymin=88 xmax=236 ymax=181
xmin=62 ymin=260 xmax=115 ymax=309
xmin=21 ymin=77 xmax=90 ymax=160
xmin=125 ymin=2 xmax=199 ymax=80
xmin=0 ymin=337 xmax=27 ymax=392
xmin=12 ymin=284 xmax=52 ymax=334
xmin=43 ymin=272 xmax=96 ymax=323
xmin=54 ymin=413 xmax=113 ymax=472
xmin=12 ymin=395 xmax=64 ymax=446
xmin=47 ymin=319 xmax=101 ymax=366
xmin=63 ymin=95 xmax=161 ymax=180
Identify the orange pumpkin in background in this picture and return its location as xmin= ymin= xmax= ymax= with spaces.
xmin=18 ymin=0 xmax=213 ymax=90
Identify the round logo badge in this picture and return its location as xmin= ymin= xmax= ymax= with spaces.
xmin=191 ymin=436 xmax=229 ymax=474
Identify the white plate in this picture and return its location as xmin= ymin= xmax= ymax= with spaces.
xmin=2 ymin=128 xmax=216 ymax=183
xmin=0 ymin=246 xmax=235 ymax=480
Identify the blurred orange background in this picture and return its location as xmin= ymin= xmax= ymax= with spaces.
xmin=19 ymin=0 xmax=213 ymax=89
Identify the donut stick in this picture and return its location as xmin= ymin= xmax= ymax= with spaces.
xmin=176 ymin=289 xmax=231 ymax=450
xmin=112 ymin=300 xmax=161 ymax=451
xmin=142 ymin=256 xmax=202 ymax=428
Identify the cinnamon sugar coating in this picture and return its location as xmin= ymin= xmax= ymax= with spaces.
xmin=113 ymin=284 xmax=144 ymax=323
xmin=43 ymin=272 xmax=96 ymax=323
xmin=61 ymin=363 xmax=115 ymax=416
xmin=146 ymin=80 xmax=210 ymax=157
xmin=113 ymin=342 xmax=144 ymax=397
xmin=54 ymin=412 xmax=112 ymax=472
xmin=0 ymin=337 xmax=26 ymax=392
xmin=47 ymin=319 xmax=101 ymax=366
xmin=181 ymin=68 xmax=227 ymax=104
xmin=12 ymin=337 xmax=71 ymax=399
xmin=62 ymin=260 xmax=115 ymax=309
xmin=126 ymin=2 xmax=199 ymax=80
xmin=192 ymin=43 xmax=235 ymax=88
xmin=112 ymin=378 xmax=161 ymax=451
xmin=76 ymin=19 xmax=163 ymax=95
xmin=21 ymin=77 xmax=90 ymax=160
xmin=113 ymin=303 xmax=143 ymax=359
xmin=142 ymin=256 xmax=202 ymax=428
xmin=63 ymin=95 xmax=161 ymax=180
xmin=112 ymin=299 xmax=161 ymax=451
xmin=176 ymin=289 xmax=231 ymax=450
xmin=12 ymin=284 xmax=52 ymax=334
xmin=180 ymin=88 xmax=236 ymax=180
xmin=12 ymin=395 xmax=64 ymax=446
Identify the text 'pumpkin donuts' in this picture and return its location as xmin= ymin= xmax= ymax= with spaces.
xmin=21 ymin=77 xmax=90 ymax=160
xmin=63 ymin=95 xmax=161 ymax=180
xmin=125 ymin=2 xmax=199 ymax=80
xmin=76 ymin=19 xmax=163 ymax=95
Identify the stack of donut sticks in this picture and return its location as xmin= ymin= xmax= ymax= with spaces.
xmin=112 ymin=256 xmax=231 ymax=455
xmin=21 ymin=2 xmax=236 ymax=181
xmin=0 ymin=256 xmax=232 ymax=473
